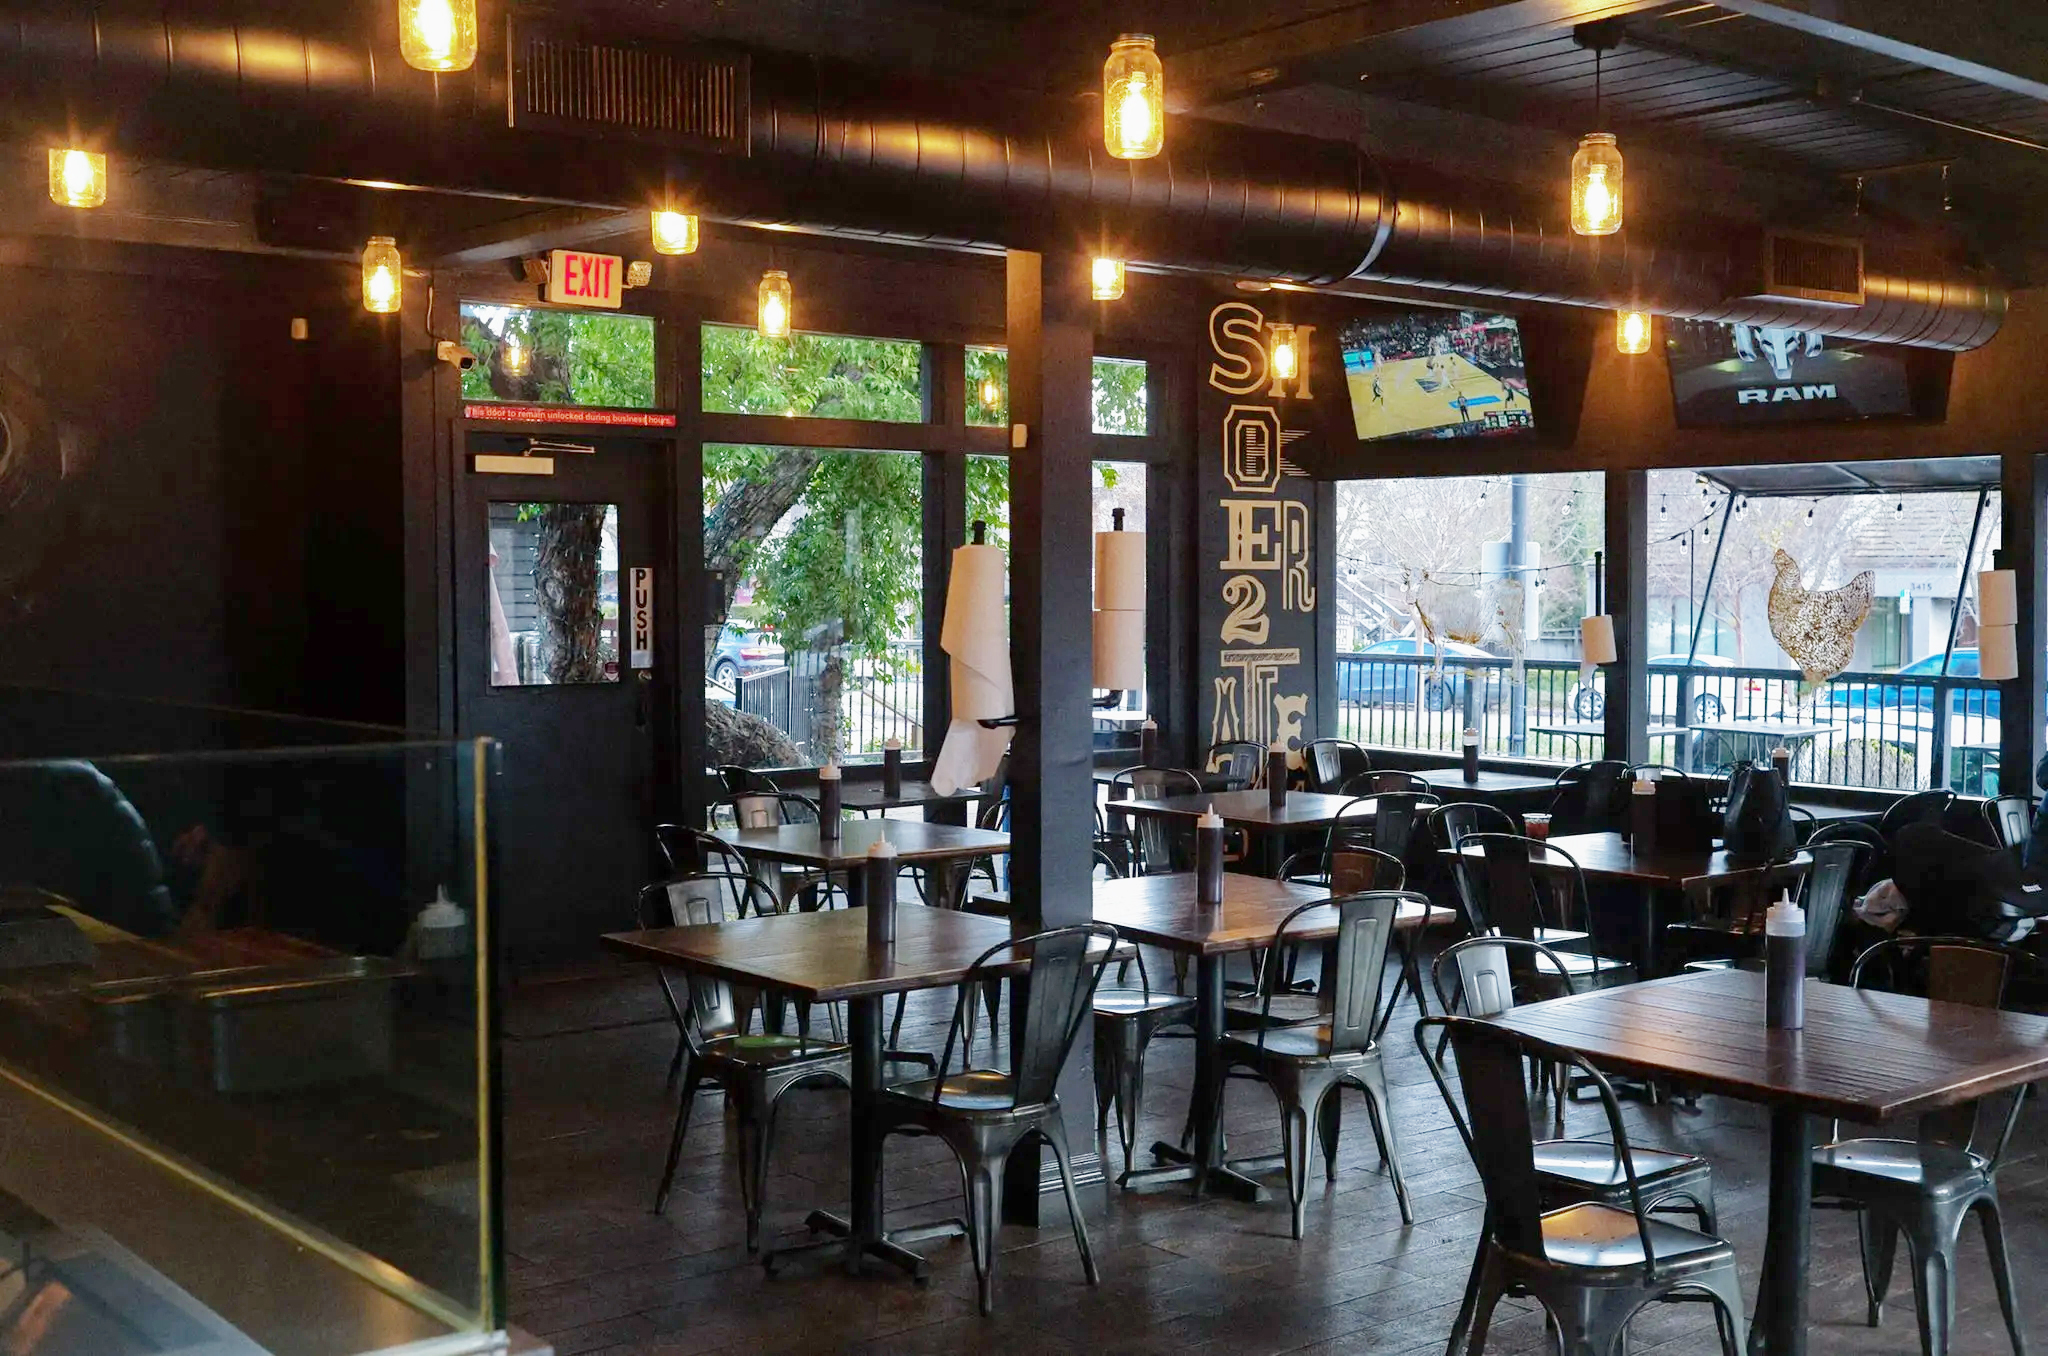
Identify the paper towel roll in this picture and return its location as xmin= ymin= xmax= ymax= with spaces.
xmin=1981 ymin=623 xmax=2019 ymax=681
xmin=1580 ymin=615 xmax=1618 ymax=665
xmin=1093 ymin=609 xmax=1144 ymax=690
xmin=1095 ymin=530 xmax=1147 ymax=613
xmin=1980 ymin=569 xmax=2017 ymax=627
xmin=931 ymin=541 xmax=1016 ymax=794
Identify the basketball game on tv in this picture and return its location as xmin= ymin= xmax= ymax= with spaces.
xmin=1666 ymin=318 xmax=1915 ymax=426
xmin=1340 ymin=310 xmax=1534 ymax=441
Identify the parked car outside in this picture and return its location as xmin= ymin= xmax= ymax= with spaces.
xmin=1823 ymin=648 xmax=1999 ymax=719
xmin=1570 ymin=654 xmax=1765 ymax=722
xmin=1335 ymin=637 xmax=1495 ymax=711
xmin=707 ymin=625 xmax=786 ymax=689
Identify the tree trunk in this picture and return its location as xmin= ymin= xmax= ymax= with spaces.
xmin=703 ymin=448 xmax=823 ymax=645
xmin=534 ymin=503 xmax=610 ymax=683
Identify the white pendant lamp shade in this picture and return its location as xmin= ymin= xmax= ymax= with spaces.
xmin=1093 ymin=609 xmax=1145 ymax=691
xmin=1980 ymin=569 xmax=2017 ymax=627
xmin=928 ymin=540 xmax=1013 ymax=795
xmin=1981 ymin=624 xmax=2019 ymax=681
xmin=1094 ymin=529 xmax=1146 ymax=613
xmin=1093 ymin=520 xmax=1146 ymax=691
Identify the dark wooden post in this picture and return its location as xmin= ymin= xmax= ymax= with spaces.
xmin=1604 ymin=470 xmax=1649 ymax=765
xmin=923 ymin=341 xmax=968 ymax=817
xmin=2000 ymin=453 xmax=2044 ymax=796
xmin=1002 ymin=249 xmax=1101 ymax=1218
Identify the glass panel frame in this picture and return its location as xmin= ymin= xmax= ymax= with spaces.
xmin=459 ymin=303 xmax=657 ymax=409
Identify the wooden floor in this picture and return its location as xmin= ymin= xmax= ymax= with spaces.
xmin=504 ymin=957 xmax=2048 ymax=1355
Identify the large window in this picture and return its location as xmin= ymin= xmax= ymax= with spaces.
xmin=459 ymin=304 xmax=655 ymax=407
xmin=965 ymin=348 xmax=1150 ymax=435
xmin=1333 ymin=473 xmax=1605 ymax=763
xmin=1647 ymin=467 xmax=2003 ymax=793
xmin=702 ymin=324 xmax=923 ymax=421
xmin=705 ymin=446 xmax=924 ymax=769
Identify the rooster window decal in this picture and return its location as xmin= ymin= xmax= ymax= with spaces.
xmin=1767 ymin=549 xmax=1873 ymax=684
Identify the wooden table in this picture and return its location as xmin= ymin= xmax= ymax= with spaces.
xmin=1406 ymin=766 xmax=1559 ymax=798
xmin=1690 ymin=720 xmax=1833 ymax=775
xmin=708 ymin=819 xmax=1009 ymax=907
xmin=1532 ymin=721 xmax=1685 ymax=749
xmin=787 ymin=779 xmax=981 ymax=815
xmin=1494 ymin=969 xmax=2048 ymax=1356
xmin=1059 ymin=872 xmax=1335 ymax=1200
xmin=602 ymin=905 xmax=1029 ymax=1281
xmin=1445 ymin=831 xmax=1809 ymax=975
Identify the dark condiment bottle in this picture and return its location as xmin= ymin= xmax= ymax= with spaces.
xmin=1462 ymin=728 xmax=1480 ymax=783
xmin=865 ymin=840 xmax=899 ymax=948
xmin=1267 ymin=743 xmax=1289 ymax=811
xmin=1196 ymin=807 xmax=1226 ymax=907
xmin=1139 ymin=719 xmax=1159 ymax=770
xmin=818 ymin=760 xmax=842 ymax=841
xmin=1629 ymin=774 xmax=1658 ymax=854
xmin=882 ymin=738 xmax=903 ymax=798
xmin=1765 ymin=893 xmax=1805 ymax=1030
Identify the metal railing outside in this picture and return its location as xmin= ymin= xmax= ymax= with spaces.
xmin=728 ymin=640 xmax=925 ymax=763
xmin=1335 ymin=651 xmax=2003 ymax=793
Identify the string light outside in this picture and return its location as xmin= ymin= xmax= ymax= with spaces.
xmin=361 ymin=237 xmax=402 ymax=315
xmin=400 ymin=0 xmax=478 ymax=72
xmin=1616 ymin=309 xmax=1651 ymax=355
xmin=1091 ymin=257 xmax=1126 ymax=301
xmin=1103 ymin=35 xmax=1164 ymax=160
xmin=47 ymin=148 xmax=106 ymax=208
xmin=758 ymin=269 xmax=792 ymax=338
xmin=651 ymin=210 xmax=699 ymax=256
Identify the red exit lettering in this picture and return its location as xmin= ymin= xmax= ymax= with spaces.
xmin=545 ymin=250 xmax=625 ymax=309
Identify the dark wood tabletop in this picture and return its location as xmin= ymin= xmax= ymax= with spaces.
xmin=1408 ymin=767 xmax=1560 ymax=796
xmin=1113 ymin=788 xmax=1372 ymax=830
xmin=1493 ymin=968 xmax=2048 ymax=1123
xmin=706 ymin=818 xmax=1009 ymax=869
xmin=972 ymin=871 xmax=1449 ymax=940
xmin=1079 ymin=873 xmax=1335 ymax=955
xmin=602 ymin=903 xmax=1030 ymax=1002
xmin=787 ymin=779 xmax=980 ymax=812
xmin=1792 ymin=800 xmax=1881 ymax=825
xmin=1447 ymin=830 xmax=1808 ymax=889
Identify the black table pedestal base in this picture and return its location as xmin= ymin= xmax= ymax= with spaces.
xmin=1117 ymin=1141 xmax=1273 ymax=1201
xmin=762 ymin=1210 xmax=966 ymax=1281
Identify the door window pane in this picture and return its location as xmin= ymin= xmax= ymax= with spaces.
xmin=701 ymin=325 xmax=924 ymax=421
xmin=705 ymin=447 xmax=924 ymax=767
xmin=489 ymin=502 xmax=620 ymax=685
xmin=459 ymin=305 xmax=655 ymax=407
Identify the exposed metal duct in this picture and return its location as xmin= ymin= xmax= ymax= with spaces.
xmin=0 ymin=6 xmax=2006 ymax=349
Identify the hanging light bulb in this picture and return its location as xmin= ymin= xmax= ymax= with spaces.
xmin=1269 ymin=323 xmax=1299 ymax=382
xmin=361 ymin=236 xmax=402 ymax=314
xmin=501 ymin=327 xmax=529 ymax=377
xmin=1103 ymin=35 xmax=1164 ymax=160
xmin=47 ymin=148 xmax=106 ymax=208
xmin=1615 ymin=309 xmax=1651 ymax=355
xmin=651 ymin=209 xmax=699 ymax=256
xmin=1091 ymin=257 xmax=1126 ymax=301
xmin=400 ymin=0 xmax=478 ymax=72
xmin=1572 ymin=134 xmax=1624 ymax=235
xmin=758 ymin=269 xmax=792 ymax=338
xmin=980 ymin=376 xmax=1002 ymax=409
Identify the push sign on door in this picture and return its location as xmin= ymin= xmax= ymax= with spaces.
xmin=629 ymin=568 xmax=654 ymax=669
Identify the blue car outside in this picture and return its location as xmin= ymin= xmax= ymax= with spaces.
xmin=1336 ymin=639 xmax=1492 ymax=711
xmin=1824 ymin=649 xmax=1999 ymax=720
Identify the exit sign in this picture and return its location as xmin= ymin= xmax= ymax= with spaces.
xmin=545 ymin=249 xmax=624 ymax=309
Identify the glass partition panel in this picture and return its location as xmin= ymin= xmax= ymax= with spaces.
xmin=1333 ymin=472 xmax=1606 ymax=764
xmin=459 ymin=303 xmax=656 ymax=408
xmin=0 ymin=735 xmax=501 ymax=1354
xmin=1648 ymin=468 xmax=2003 ymax=792
xmin=705 ymin=445 xmax=925 ymax=767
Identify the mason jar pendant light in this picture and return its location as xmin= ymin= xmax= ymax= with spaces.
xmin=47 ymin=148 xmax=106 ymax=208
xmin=1570 ymin=24 xmax=1624 ymax=236
xmin=1091 ymin=257 xmax=1126 ymax=301
xmin=758 ymin=269 xmax=792 ymax=338
xmin=501 ymin=327 xmax=530 ymax=377
xmin=980 ymin=376 xmax=1002 ymax=409
xmin=1615 ymin=309 xmax=1651 ymax=355
xmin=1103 ymin=35 xmax=1164 ymax=160
xmin=651 ymin=209 xmax=699 ymax=256
xmin=1269 ymin=323 xmax=1299 ymax=381
xmin=400 ymin=0 xmax=478 ymax=72
xmin=362 ymin=237 xmax=402 ymax=314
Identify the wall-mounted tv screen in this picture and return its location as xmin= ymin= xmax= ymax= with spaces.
xmin=1666 ymin=319 xmax=1914 ymax=426
xmin=1341 ymin=310 xmax=1534 ymax=442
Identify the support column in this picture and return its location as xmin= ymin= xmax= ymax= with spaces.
xmin=1604 ymin=471 xmax=1649 ymax=765
xmin=2000 ymin=453 xmax=2045 ymax=796
xmin=1002 ymin=250 xmax=1101 ymax=1220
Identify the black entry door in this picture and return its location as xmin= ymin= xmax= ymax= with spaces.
xmin=454 ymin=432 xmax=671 ymax=961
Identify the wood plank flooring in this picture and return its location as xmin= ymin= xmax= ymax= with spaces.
xmin=503 ymin=956 xmax=2048 ymax=1355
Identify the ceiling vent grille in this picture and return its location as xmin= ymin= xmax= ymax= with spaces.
xmin=1745 ymin=230 xmax=1866 ymax=308
xmin=510 ymin=20 xmax=749 ymax=155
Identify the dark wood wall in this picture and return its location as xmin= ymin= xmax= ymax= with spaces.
xmin=0 ymin=241 xmax=406 ymax=727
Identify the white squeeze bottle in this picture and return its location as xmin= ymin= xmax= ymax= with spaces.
xmin=1765 ymin=891 xmax=1805 ymax=1030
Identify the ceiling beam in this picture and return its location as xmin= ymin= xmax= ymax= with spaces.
xmin=1162 ymin=0 xmax=1668 ymax=109
xmin=1712 ymin=1 xmax=2048 ymax=104
xmin=425 ymin=207 xmax=645 ymax=267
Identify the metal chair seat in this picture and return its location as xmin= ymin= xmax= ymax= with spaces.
xmin=701 ymin=1032 xmax=849 ymax=1067
xmin=1222 ymin=990 xmax=1322 ymax=1029
xmin=1531 ymin=949 xmax=1637 ymax=988
xmin=1221 ymin=1022 xmax=1377 ymax=1063
xmin=1539 ymin=1202 xmax=1737 ymax=1275
xmin=885 ymin=1068 xmax=1037 ymax=1115
xmin=1814 ymin=1139 xmax=1991 ymax=1198
xmin=1537 ymin=1139 xmax=1711 ymax=1191
xmin=1093 ymin=986 xmax=1196 ymax=1018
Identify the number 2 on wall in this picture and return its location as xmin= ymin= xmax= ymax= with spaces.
xmin=1220 ymin=574 xmax=1270 ymax=644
